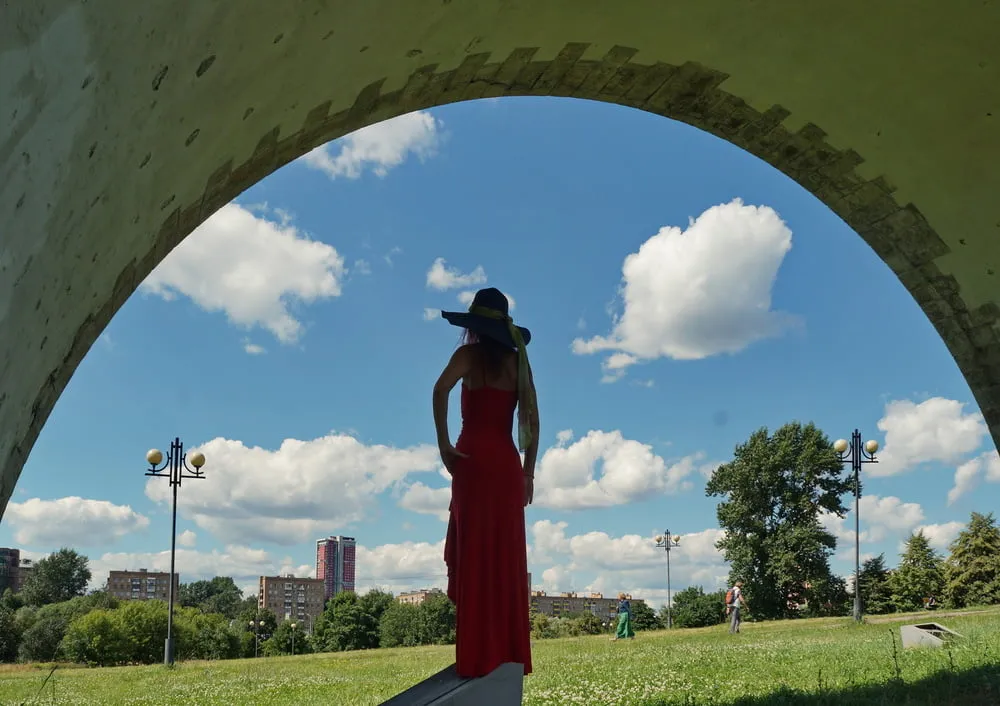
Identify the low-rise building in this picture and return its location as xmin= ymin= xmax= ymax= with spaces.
xmin=396 ymin=588 xmax=444 ymax=605
xmin=107 ymin=569 xmax=178 ymax=601
xmin=259 ymin=574 xmax=325 ymax=631
xmin=529 ymin=591 xmax=646 ymax=619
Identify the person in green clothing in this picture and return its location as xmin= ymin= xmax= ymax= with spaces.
xmin=612 ymin=592 xmax=635 ymax=641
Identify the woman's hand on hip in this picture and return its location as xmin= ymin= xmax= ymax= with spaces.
xmin=439 ymin=443 xmax=468 ymax=475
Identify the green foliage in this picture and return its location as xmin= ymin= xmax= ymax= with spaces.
xmin=858 ymin=554 xmax=894 ymax=615
xmin=419 ymin=592 xmax=456 ymax=645
xmin=669 ymin=586 xmax=727 ymax=628
xmin=61 ymin=609 xmax=130 ymax=666
xmin=263 ymin=620 xmax=312 ymax=657
xmin=890 ymin=531 xmax=945 ymax=612
xmin=313 ymin=591 xmax=373 ymax=652
xmin=114 ymin=599 xmax=168 ymax=664
xmin=1 ymin=587 xmax=23 ymax=612
xmin=0 ymin=605 xmax=20 ymax=662
xmin=358 ymin=589 xmax=395 ymax=648
xmin=179 ymin=577 xmax=244 ymax=619
xmin=945 ymin=511 xmax=1000 ymax=608
xmin=19 ymin=548 xmax=92 ymax=607
xmin=379 ymin=602 xmax=424 ymax=648
xmin=630 ymin=601 xmax=661 ymax=630
xmin=529 ymin=610 xmax=555 ymax=640
xmin=801 ymin=574 xmax=851 ymax=618
xmin=706 ymin=422 xmax=852 ymax=620
xmin=14 ymin=593 xmax=116 ymax=662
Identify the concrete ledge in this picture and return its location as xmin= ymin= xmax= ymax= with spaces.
xmin=381 ymin=662 xmax=523 ymax=705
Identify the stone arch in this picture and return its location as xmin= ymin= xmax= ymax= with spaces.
xmin=2 ymin=2 xmax=999 ymax=518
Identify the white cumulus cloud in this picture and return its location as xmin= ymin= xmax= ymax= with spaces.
xmin=302 ymin=111 xmax=443 ymax=179
xmin=872 ymin=398 xmax=988 ymax=477
xmin=4 ymin=497 xmax=149 ymax=546
xmin=144 ymin=433 xmax=440 ymax=546
xmin=820 ymin=494 xmax=925 ymax=546
xmin=355 ymin=540 xmax=447 ymax=595
xmin=398 ymin=482 xmax=451 ymax=522
xmin=426 ymin=258 xmax=487 ymax=291
xmin=572 ymin=199 xmax=800 ymax=380
xmin=141 ymin=203 xmax=346 ymax=343
xmin=177 ymin=530 xmax=197 ymax=548
xmin=912 ymin=522 xmax=966 ymax=552
xmin=534 ymin=430 xmax=715 ymax=510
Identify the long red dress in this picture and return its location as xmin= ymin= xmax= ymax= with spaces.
xmin=444 ymin=384 xmax=533 ymax=678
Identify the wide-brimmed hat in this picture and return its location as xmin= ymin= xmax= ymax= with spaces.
xmin=441 ymin=288 xmax=531 ymax=349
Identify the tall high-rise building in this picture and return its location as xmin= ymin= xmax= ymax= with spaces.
xmin=316 ymin=536 xmax=356 ymax=600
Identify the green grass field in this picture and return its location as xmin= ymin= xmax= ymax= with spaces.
xmin=2 ymin=609 xmax=998 ymax=705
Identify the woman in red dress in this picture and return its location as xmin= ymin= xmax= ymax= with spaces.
xmin=433 ymin=287 xmax=538 ymax=678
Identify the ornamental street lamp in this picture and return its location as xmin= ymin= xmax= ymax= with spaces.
xmin=654 ymin=532 xmax=682 ymax=628
xmin=145 ymin=438 xmax=206 ymax=666
xmin=250 ymin=619 xmax=264 ymax=658
xmin=291 ymin=622 xmax=298 ymax=656
xmin=834 ymin=431 xmax=879 ymax=623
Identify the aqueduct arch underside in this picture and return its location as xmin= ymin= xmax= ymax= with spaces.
xmin=2 ymin=0 xmax=999 ymax=519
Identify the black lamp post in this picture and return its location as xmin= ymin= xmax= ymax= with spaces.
xmin=249 ymin=619 xmax=263 ymax=657
xmin=834 ymin=430 xmax=879 ymax=623
xmin=654 ymin=531 xmax=681 ymax=628
xmin=145 ymin=438 xmax=206 ymax=666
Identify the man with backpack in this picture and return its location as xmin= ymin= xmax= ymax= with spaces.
xmin=725 ymin=581 xmax=747 ymax=634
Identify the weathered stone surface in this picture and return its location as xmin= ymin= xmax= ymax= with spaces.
xmin=2 ymin=0 xmax=1000 ymax=518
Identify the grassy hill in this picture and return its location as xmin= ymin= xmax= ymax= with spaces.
xmin=1 ymin=608 xmax=998 ymax=705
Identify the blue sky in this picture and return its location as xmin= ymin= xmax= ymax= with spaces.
xmin=2 ymin=97 xmax=997 ymax=604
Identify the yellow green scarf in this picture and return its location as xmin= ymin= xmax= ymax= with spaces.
xmin=469 ymin=305 xmax=536 ymax=450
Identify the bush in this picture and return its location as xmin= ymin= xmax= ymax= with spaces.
xmin=61 ymin=609 xmax=129 ymax=666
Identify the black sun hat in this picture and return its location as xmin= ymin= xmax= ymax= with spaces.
xmin=441 ymin=287 xmax=531 ymax=349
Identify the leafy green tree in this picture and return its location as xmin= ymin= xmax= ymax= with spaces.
xmin=15 ymin=593 xmax=116 ymax=662
xmin=528 ymin=610 xmax=556 ymax=640
xmin=313 ymin=591 xmax=372 ymax=652
xmin=1 ymin=588 xmax=23 ymax=612
xmin=801 ymin=574 xmax=850 ymax=618
xmin=706 ymin=422 xmax=852 ymax=620
xmin=61 ymin=609 xmax=129 ymax=666
xmin=669 ymin=586 xmax=727 ymax=629
xmin=174 ymin=607 xmax=241 ymax=660
xmin=419 ymin=592 xmax=456 ymax=645
xmin=0 ymin=605 xmax=20 ymax=662
xmin=566 ymin=611 xmax=604 ymax=635
xmin=630 ymin=601 xmax=661 ymax=630
xmin=114 ymin=599 xmax=168 ymax=664
xmin=19 ymin=549 xmax=91 ymax=607
xmin=945 ymin=512 xmax=1000 ymax=608
xmin=890 ymin=531 xmax=945 ymax=611
xmin=358 ymin=589 xmax=395 ymax=649
xmin=380 ymin=602 xmax=424 ymax=647
xmin=857 ymin=554 xmax=894 ymax=615
xmin=263 ymin=619 xmax=313 ymax=656
xmin=180 ymin=577 xmax=244 ymax=618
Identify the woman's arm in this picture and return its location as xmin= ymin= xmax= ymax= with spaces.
xmin=433 ymin=346 xmax=471 ymax=453
xmin=522 ymin=363 xmax=540 ymax=477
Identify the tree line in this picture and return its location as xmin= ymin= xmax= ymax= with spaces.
xmin=702 ymin=422 xmax=1000 ymax=622
xmin=0 ymin=551 xmax=458 ymax=666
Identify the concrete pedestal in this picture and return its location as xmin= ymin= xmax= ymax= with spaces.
xmin=900 ymin=622 xmax=963 ymax=649
xmin=381 ymin=663 xmax=523 ymax=706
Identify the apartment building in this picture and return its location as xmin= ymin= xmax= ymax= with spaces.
xmin=396 ymin=588 xmax=445 ymax=605
xmin=316 ymin=535 xmax=356 ymax=600
xmin=106 ymin=569 xmax=178 ymax=601
xmin=258 ymin=574 xmax=325 ymax=630
xmin=529 ymin=591 xmax=646 ymax=619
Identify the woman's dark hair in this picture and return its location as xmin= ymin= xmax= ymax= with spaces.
xmin=460 ymin=329 xmax=511 ymax=376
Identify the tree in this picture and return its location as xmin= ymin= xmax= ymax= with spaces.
xmin=857 ymin=554 xmax=894 ymax=615
xmin=528 ymin=610 xmax=556 ymax=641
xmin=890 ymin=531 xmax=945 ymax=611
xmin=313 ymin=591 xmax=372 ymax=652
xmin=1 ymin=588 xmax=23 ymax=612
xmin=358 ymin=589 xmax=395 ymax=649
xmin=0 ymin=605 xmax=20 ymax=662
xmin=945 ymin=512 xmax=1000 ymax=608
xmin=380 ymin=602 xmax=424 ymax=647
xmin=19 ymin=548 xmax=91 ymax=607
xmin=262 ymin=619 xmax=313 ymax=656
xmin=114 ymin=599 xmax=168 ymax=664
xmin=669 ymin=586 xmax=727 ymax=629
xmin=174 ymin=607 xmax=241 ymax=660
xmin=61 ymin=609 xmax=129 ymax=666
xmin=419 ymin=592 xmax=456 ymax=645
xmin=630 ymin=601 xmax=661 ymax=631
xmin=706 ymin=422 xmax=853 ymax=620
xmin=15 ymin=593 xmax=114 ymax=662
xmin=180 ymin=577 xmax=244 ymax=619
xmin=801 ymin=574 xmax=850 ymax=618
